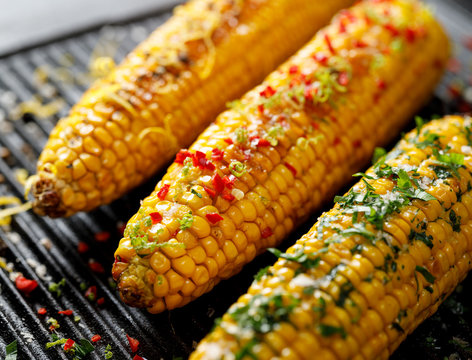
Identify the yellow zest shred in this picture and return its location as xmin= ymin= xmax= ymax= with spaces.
xmin=23 ymin=174 xmax=39 ymax=200
xmin=137 ymin=114 xmax=179 ymax=151
xmin=0 ymin=197 xmax=32 ymax=226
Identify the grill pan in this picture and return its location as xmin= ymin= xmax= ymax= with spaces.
xmin=0 ymin=1 xmax=471 ymax=359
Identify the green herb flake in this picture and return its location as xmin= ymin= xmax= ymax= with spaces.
xmin=191 ymin=189 xmax=202 ymax=198
xmin=48 ymin=278 xmax=66 ymax=297
xmin=179 ymin=213 xmax=194 ymax=230
xmin=5 ymin=340 xmax=18 ymax=360
xmin=415 ymin=265 xmax=436 ymax=283
xmin=449 ymin=209 xmax=462 ymax=232
xmin=319 ymin=324 xmax=347 ymax=339
xmin=254 ymin=266 xmax=270 ymax=281
xmin=74 ymin=339 xmax=94 ymax=359
xmin=182 ymin=157 xmax=194 ymax=176
xmin=235 ymin=127 xmax=248 ymax=144
xmin=265 ymin=125 xmax=284 ymax=146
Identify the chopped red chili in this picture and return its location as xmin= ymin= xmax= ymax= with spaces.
xmin=133 ymin=356 xmax=145 ymax=360
xmin=223 ymin=175 xmax=236 ymax=189
xmin=174 ymin=149 xmax=192 ymax=164
xmin=157 ymin=184 xmax=170 ymax=200
xmin=223 ymin=138 xmax=233 ymax=145
xmin=38 ymin=307 xmax=47 ymax=315
xmin=259 ymin=86 xmax=276 ymax=98
xmin=203 ymin=186 xmax=216 ymax=198
xmin=222 ymin=193 xmax=235 ymax=202
xmin=64 ymin=339 xmax=75 ymax=351
xmin=97 ymin=297 xmax=105 ymax=306
xmin=353 ymin=39 xmax=368 ymax=48
xmin=324 ymin=34 xmax=336 ymax=54
xmin=85 ymin=286 xmax=97 ymax=301
xmin=261 ymin=227 xmax=273 ymax=239
xmin=405 ymin=27 xmax=416 ymax=43
xmin=288 ymin=65 xmax=299 ymax=74
xmin=206 ymin=213 xmax=224 ymax=224
xmin=94 ymin=231 xmax=110 ymax=242
xmin=212 ymin=174 xmax=225 ymax=194
xmin=15 ymin=276 xmax=38 ymax=295
xmin=313 ymin=53 xmax=328 ymax=65
xmin=257 ymin=104 xmax=265 ymax=113
xmin=77 ymin=241 xmax=89 ymax=254
xmin=338 ymin=72 xmax=349 ymax=86
xmin=149 ymin=212 xmax=163 ymax=224
xmin=257 ymin=138 xmax=271 ymax=147
xmin=384 ymin=23 xmax=400 ymax=36
xmin=284 ymin=162 xmax=297 ymax=177
xmin=339 ymin=20 xmax=347 ymax=33
xmin=211 ymin=148 xmax=224 ymax=161
xmin=126 ymin=334 xmax=140 ymax=353
xmin=376 ymin=79 xmax=387 ymax=90
xmin=89 ymin=260 xmax=105 ymax=274
xmin=91 ymin=335 xmax=101 ymax=343
xmin=58 ymin=309 xmax=73 ymax=316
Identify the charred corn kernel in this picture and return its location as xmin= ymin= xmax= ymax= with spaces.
xmin=192 ymin=115 xmax=472 ymax=360
xmin=113 ymin=0 xmax=449 ymax=313
xmin=31 ymin=0 xmax=355 ymax=218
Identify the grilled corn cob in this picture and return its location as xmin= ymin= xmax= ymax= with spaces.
xmin=112 ymin=0 xmax=449 ymax=313
xmin=191 ymin=115 xmax=472 ymax=360
xmin=30 ymin=0 xmax=354 ymax=218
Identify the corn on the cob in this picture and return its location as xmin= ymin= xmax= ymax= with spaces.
xmin=112 ymin=0 xmax=449 ymax=313
xmin=191 ymin=115 xmax=472 ymax=360
xmin=30 ymin=0 xmax=354 ymax=218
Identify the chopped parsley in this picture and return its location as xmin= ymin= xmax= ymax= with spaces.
xmin=318 ymin=324 xmax=347 ymax=338
xmin=415 ymin=266 xmax=436 ymax=283
xmin=268 ymin=247 xmax=327 ymax=274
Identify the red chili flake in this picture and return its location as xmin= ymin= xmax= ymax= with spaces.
xmin=377 ymin=79 xmax=387 ymax=90
xmin=149 ymin=212 xmax=163 ymax=224
xmin=324 ymin=34 xmax=336 ymax=54
xmin=206 ymin=213 xmax=224 ymax=224
xmin=174 ymin=149 xmax=192 ymax=164
xmin=222 ymin=193 xmax=235 ymax=202
xmin=384 ymin=23 xmax=400 ymax=36
xmin=261 ymin=227 xmax=273 ymax=239
xmin=338 ymin=72 xmax=349 ymax=86
xmin=211 ymin=148 xmax=224 ymax=161
xmin=94 ymin=231 xmax=110 ymax=242
xmin=447 ymin=58 xmax=461 ymax=73
xmin=193 ymin=151 xmax=207 ymax=168
xmin=77 ymin=241 xmax=89 ymax=254
xmin=464 ymin=36 xmax=472 ymax=51
xmin=304 ymin=87 xmax=314 ymax=102
xmin=212 ymin=174 xmax=225 ymax=194
xmin=89 ymin=260 xmax=105 ymax=274
xmin=333 ymin=137 xmax=341 ymax=146
xmin=126 ymin=334 xmax=140 ymax=353
xmin=37 ymin=307 xmax=47 ymax=315
xmin=58 ymin=309 xmax=73 ymax=316
xmin=353 ymin=140 xmax=362 ymax=148
xmin=64 ymin=339 xmax=75 ymax=351
xmin=312 ymin=122 xmax=320 ymax=130
xmin=364 ymin=14 xmax=373 ymax=26
xmin=353 ymin=39 xmax=367 ymax=48
xmin=284 ymin=162 xmax=297 ymax=177
xmin=85 ymin=286 xmax=97 ymax=301
xmin=289 ymin=65 xmax=299 ymax=74
xmin=157 ymin=184 xmax=170 ymax=200
xmin=91 ymin=335 xmax=101 ymax=343
xmin=259 ymin=86 xmax=276 ymax=98
xmin=172 ymin=229 xmax=180 ymax=238
xmin=15 ymin=276 xmax=38 ymax=295
xmin=405 ymin=28 xmax=416 ymax=43
xmin=97 ymin=297 xmax=105 ymax=306
xmin=224 ymin=138 xmax=233 ymax=145
xmin=257 ymin=138 xmax=271 ymax=147
xmin=257 ymin=104 xmax=265 ymax=113
xmin=339 ymin=19 xmax=347 ymax=33
xmin=203 ymin=186 xmax=216 ymax=198
xmin=133 ymin=356 xmax=145 ymax=360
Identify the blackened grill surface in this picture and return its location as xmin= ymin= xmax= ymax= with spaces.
xmin=0 ymin=1 xmax=471 ymax=359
